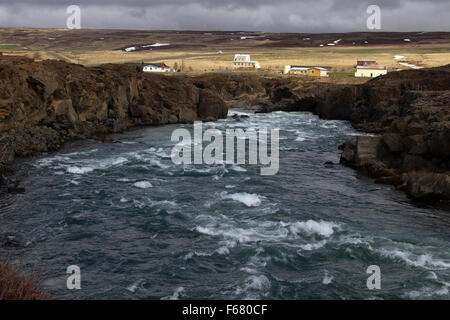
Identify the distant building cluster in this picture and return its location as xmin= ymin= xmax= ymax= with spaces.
xmin=139 ymin=54 xmax=388 ymax=79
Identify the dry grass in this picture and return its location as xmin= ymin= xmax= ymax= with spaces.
xmin=3 ymin=43 xmax=450 ymax=74
xmin=1 ymin=28 xmax=449 ymax=72
xmin=0 ymin=262 xmax=49 ymax=300
xmin=172 ymin=44 xmax=450 ymax=73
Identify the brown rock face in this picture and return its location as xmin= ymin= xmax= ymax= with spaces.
xmin=406 ymin=173 xmax=450 ymax=200
xmin=0 ymin=59 xmax=228 ymax=172
xmin=329 ymin=66 xmax=450 ymax=201
xmin=382 ymin=133 xmax=404 ymax=154
xmin=198 ymin=89 xmax=228 ymax=121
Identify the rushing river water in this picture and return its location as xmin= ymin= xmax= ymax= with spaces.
xmin=1 ymin=110 xmax=450 ymax=300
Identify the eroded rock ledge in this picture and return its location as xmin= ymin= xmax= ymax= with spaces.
xmin=318 ymin=68 xmax=449 ymax=203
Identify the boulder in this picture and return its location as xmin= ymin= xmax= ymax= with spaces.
xmin=198 ymin=89 xmax=228 ymax=121
xmin=406 ymin=172 xmax=450 ymax=200
xmin=339 ymin=141 xmax=356 ymax=164
xmin=382 ymin=133 xmax=404 ymax=153
xmin=404 ymin=135 xmax=427 ymax=156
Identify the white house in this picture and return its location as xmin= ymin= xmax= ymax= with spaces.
xmin=232 ymin=54 xmax=260 ymax=69
xmin=143 ymin=63 xmax=175 ymax=73
xmin=355 ymin=65 xmax=388 ymax=78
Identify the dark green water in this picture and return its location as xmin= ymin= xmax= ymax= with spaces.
xmin=1 ymin=110 xmax=450 ymax=300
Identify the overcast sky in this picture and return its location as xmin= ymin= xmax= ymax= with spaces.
xmin=0 ymin=0 xmax=449 ymax=32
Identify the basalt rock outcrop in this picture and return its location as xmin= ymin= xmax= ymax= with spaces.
xmin=0 ymin=59 xmax=228 ymax=176
xmin=189 ymin=73 xmax=273 ymax=108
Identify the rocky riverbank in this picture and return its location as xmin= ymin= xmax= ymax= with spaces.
xmin=0 ymin=58 xmax=228 ymax=186
xmin=224 ymin=66 xmax=450 ymax=203
xmin=1 ymin=57 xmax=449 ymax=203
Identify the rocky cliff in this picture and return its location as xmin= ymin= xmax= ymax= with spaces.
xmin=0 ymin=59 xmax=228 ymax=174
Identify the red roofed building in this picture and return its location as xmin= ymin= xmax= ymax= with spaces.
xmin=357 ymin=59 xmax=377 ymax=66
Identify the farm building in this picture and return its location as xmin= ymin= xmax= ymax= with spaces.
xmin=355 ymin=65 xmax=388 ymax=77
xmin=232 ymin=54 xmax=261 ymax=70
xmin=283 ymin=65 xmax=332 ymax=77
xmin=143 ymin=63 xmax=175 ymax=73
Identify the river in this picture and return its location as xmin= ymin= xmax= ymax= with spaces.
xmin=1 ymin=110 xmax=450 ymax=300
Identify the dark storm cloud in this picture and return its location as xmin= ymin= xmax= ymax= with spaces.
xmin=0 ymin=0 xmax=449 ymax=31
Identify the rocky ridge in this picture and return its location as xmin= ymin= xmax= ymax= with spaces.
xmin=0 ymin=58 xmax=228 ymax=177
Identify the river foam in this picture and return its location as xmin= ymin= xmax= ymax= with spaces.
xmin=220 ymin=192 xmax=263 ymax=207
